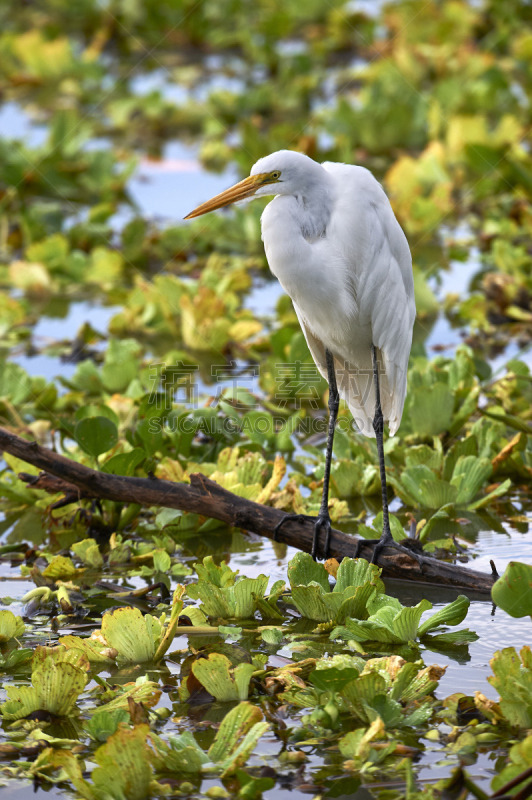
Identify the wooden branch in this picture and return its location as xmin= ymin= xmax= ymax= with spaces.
xmin=19 ymin=472 xmax=98 ymax=509
xmin=0 ymin=426 xmax=494 ymax=595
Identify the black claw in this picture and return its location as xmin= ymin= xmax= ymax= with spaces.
xmin=353 ymin=531 xmax=426 ymax=572
xmin=353 ymin=538 xmax=365 ymax=559
xmin=370 ymin=533 xmax=392 ymax=565
xmin=273 ymin=513 xmax=312 ymax=541
xmin=311 ymin=514 xmax=332 ymax=561
xmin=273 ymin=512 xmax=332 ymax=562
xmin=370 ymin=541 xmax=384 ymax=565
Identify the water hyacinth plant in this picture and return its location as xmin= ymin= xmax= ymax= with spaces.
xmin=0 ymin=0 xmax=530 ymax=798
xmin=1 ymin=646 xmax=89 ymax=720
xmin=287 ymin=552 xmax=384 ymax=623
xmin=186 ymin=557 xmax=271 ymax=620
xmin=60 ymin=585 xmax=186 ymax=664
xmin=331 ymin=594 xmax=478 ymax=647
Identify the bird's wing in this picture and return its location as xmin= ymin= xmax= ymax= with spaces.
xmin=322 ymin=163 xmax=416 ymax=435
xmin=292 ymin=304 xmax=327 ymax=378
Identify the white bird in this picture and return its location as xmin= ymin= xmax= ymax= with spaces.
xmin=185 ymin=150 xmax=420 ymax=565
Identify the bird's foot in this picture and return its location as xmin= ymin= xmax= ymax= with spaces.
xmin=273 ymin=511 xmax=333 ymax=561
xmin=353 ymin=531 xmax=426 ymax=571
xmin=312 ymin=512 xmax=332 ymax=561
xmin=273 ymin=513 xmax=314 ymax=542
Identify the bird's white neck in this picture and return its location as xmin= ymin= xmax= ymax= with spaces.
xmin=262 ymin=169 xmax=334 ymax=245
xmin=293 ymin=184 xmax=332 ymax=240
xmin=292 ymin=168 xmax=334 ymax=241
xmin=260 ymin=167 xmax=337 ymax=313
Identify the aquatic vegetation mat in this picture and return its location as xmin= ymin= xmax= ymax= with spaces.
xmin=0 ymin=0 xmax=531 ymax=797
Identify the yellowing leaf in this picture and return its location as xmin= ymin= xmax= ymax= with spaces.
xmin=228 ymin=319 xmax=262 ymax=342
xmin=257 ymin=455 xmax=286 ymax=504
xmin=42 ymin=555 xmax=82 ymax=581
xmin=180 ymin=289 xmax=232 ymax=351
xmin=58 ymin=634 xmax=117 ymax=664
xmin=91 ymin=725 xmax=152 ymax=800
xmin=208 ymin=701 xmax=263 ymax=763
xmin=9 ymin=261 xmax=52 ymax=294
xmin=386 ymin=142 xmax=453 ymax=234
xmin=93 ymin=677 xmax=161 ymax=715
xmin=71 ymin=539 xmax=104 ymax=569
xmin=100 ymin=607 xmax=159 ymax=663
xmin=191 ymin=653 xmax=255 ymax=701
xmin=155 ymin=457 xmax=187 ymax=482
xmin=1 ymin=646 xmax=88 ymax=720
xmin=0 ymin=610 xmax=25 ymax=643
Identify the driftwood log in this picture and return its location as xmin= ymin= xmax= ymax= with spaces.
xmin=0 ymin=425 xmax=495 ymax=595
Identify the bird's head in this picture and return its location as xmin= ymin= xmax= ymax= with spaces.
xmin=184 ymin=150 xmax=322 ymax=220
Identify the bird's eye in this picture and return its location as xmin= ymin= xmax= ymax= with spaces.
xmin=270 ymin=171 xmax=281 ymax=180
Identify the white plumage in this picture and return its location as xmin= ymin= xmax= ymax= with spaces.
xmin=184 ymin=148 xmax=419 ymax=562
xmin=252 ymin=150 xmax=415 ymax=437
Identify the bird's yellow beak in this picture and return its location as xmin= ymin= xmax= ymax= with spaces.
xmin=184 ymin=173 xmax=270 ymax=219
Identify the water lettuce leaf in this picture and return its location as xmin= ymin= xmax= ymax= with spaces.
xmin=150 ymin=729 xmax=208 ymax=774
xmin=487 ymin=646 xmax=532 ymax=729
xmin=339 ymin=718 xmax=397 ymax=768
xmin=91 ymin=677 xmax=161 ymax=715
xmin=71 ymin=538 xmax=104 ymax=569
xmin=492 ymin=561 xmax=532 ymax=618
xmin=85 ymin=709 xmax=130 ymax=742
xmin=339 ymin=656 xmax=442 ymax=729
xmin=390 ymin=451 xmax=502 ymax=510
xmin=417 ymin=595 xmax=471 ymax=637
xmin=188 ymin=556 xmax=269 ymax=619
xmin=55 ymin=724 xmax=154 ymax=800
xmin=491 ymin=733 xmax=532 ymax=794
xmin=207 ymin=701 xmax=270 ymax=776
xmin=331 ymin=594 xmax=474 ymax=645
xmin=288 ymin=553 xmax=384 ymax=623
xmin=1 ymin=645 xmax=88 ymax=720
xmin=68 ymin=585 xmax=186 ymax=665
xmin=58 ymin=634 xmax=117 ymax=664
xmin=0 ymin=609 xmax=25 ymax=643
xmin=150 ymin=702 xmax=269 ymax=777
xmin=190 ymin=652 xmax=256 ymax=701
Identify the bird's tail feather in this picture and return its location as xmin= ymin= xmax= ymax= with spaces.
xmin=334 ymin=350 xmax=404 ymax=438
xmin=292 ymin=309 xmax=405 ymax=438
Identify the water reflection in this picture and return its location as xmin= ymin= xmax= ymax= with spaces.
xmin=127 ymin=141 xmax=239 ymax=223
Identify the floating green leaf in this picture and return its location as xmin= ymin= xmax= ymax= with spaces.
xmin=0 ymin=610 xmax=25 ymax=643
xmin=288 ymin=553 xmax=383 ymax=623
xmin=188 ymin=557 xmax=269 ymax=620
xmin=492 ymin=561 xmax=532 ymax=618
xmin=487 ymin=646 xmax=532 ymax=729
xmin=191 ymin=652 xmax=256 ymax=702
xmin=74 ymin=416 xmax=119 ymax=458
xmin=331 ymin=594 xmax=475 ymax=646
xmin=1 ymin=646 xmax=88 ymax=720
xmin=85 ymin=709 xmax=130 ymax=742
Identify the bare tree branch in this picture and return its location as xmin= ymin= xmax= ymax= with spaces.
xmin=0 ymin=425 xmax=494 ymax=595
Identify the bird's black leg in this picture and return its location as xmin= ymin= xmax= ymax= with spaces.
xmin=354 ymin=346 xmax=425 ymax=569
xmin=371 ymin=343 xmax=393 ymax=562
xmin=273 ymin=349 xmax=339 ymax=560
xmin=313 ymin=349 xmax=339 ymax=559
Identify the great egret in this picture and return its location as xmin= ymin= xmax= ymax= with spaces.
xmin=185 ymin=150 xmax=420 ymax=566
